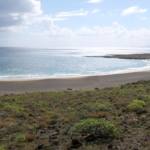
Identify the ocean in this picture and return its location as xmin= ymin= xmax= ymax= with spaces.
xmin=0 ymin=47 xmax=150 ymax=80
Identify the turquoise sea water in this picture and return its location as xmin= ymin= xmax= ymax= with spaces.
xmin=0 ymin=47 xmax=150 ymax=80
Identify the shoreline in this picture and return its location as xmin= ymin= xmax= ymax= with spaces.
xmin=1 ymin=64 xmax=150 ymax=82
xmin=0 ymin=71 xmax=150 ymax=94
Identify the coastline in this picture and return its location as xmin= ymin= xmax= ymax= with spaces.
xmin=0 ymin=71 xmax=150 ymax=94
xmin=1 ymin=61 xmax=150 ymax=82
xmin=85 ymin=53 xmax=150 ymax=59
xmin=103 ymin=53 xmax=150 ymax=59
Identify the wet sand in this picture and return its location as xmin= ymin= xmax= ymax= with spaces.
xmin=0 ymin=71 xmax=150 ymax=94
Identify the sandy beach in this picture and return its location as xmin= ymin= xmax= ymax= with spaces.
xmin=0 ymin=71 xmax=150 ymax=94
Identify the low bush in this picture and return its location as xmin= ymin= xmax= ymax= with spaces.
xmin=0 ymin=145 xmax=5 ymax=150
xmin=84 ymin=102 xmax=112 ymax=112
xmin=15 ymin=133 xmax=26 ymax=142
xmin=70 ymin=118 xmax=119 ymax=142
xmin=127 ymin=99 xmax=146 ymax=113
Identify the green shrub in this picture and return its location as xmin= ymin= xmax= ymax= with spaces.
xmin=70 ymin=118 xmax=119 ymax=141
xmin=0 ymin=102 xmax=24 ymax=113
xmin=85 ymin=102 xmax=112 ymax=112
xmin=0 ymin=145 xmax=5 ymax=150
xmin=140 ymin=95 xmax=150 ymax=104
xmin=127 ymin=99 xmax=146 ymax=113
xmin=15 ymin=133 xmax=26 ymax=142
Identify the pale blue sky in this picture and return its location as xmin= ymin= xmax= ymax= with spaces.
xmin=42 ymin=0 xmax=149 ymax=28
xmin=0 ymin=0 xmax=150 ymax=48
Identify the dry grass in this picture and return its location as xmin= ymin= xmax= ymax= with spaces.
xmin=0 ymin=81 xmax=150 ymax=149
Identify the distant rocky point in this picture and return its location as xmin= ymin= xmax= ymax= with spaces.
xmin=86 ymin=53 xmax=150 ymax=60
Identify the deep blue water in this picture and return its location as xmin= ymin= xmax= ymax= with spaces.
xmin=0 ymin=47 xmax=150 ymax=80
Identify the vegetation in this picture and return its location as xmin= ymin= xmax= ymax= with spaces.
xmin=127 ymin=99 xmax=146 ymax=113
xmin=0 ymin=81 xmax=150 ymax=149
xmin=71 ymin=118 xmax=119 ymax=140
xmin=84 ymin=102 xmax=112 ymax=112
xmin=0 ymin=145 xmax=5 ymax=150
xmin=15 ymin=133 xmax=26 ymax=143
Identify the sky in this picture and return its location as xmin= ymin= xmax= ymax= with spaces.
xmin=0 ymin=0 xmax=150 ymax=48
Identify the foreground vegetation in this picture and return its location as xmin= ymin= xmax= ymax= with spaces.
xmin=0 ymin=81 xmax=150 ymax=150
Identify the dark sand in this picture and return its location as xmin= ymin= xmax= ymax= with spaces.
xmin=0 ymin=71 xmax=150 ymax=94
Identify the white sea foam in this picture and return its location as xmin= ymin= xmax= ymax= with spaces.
xmin=0 ymin=60 xmax=150 ymax=81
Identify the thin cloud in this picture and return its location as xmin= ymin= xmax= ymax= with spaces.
xmin=55 ymin=9 xmax=88 ymax=18
xmin=52 ymin=9 xmax=100 ymax=22
xmin=121 ymin=6 xmax=147 ymax=16
xmin=91 ymin=9 xmax=100 ymax=14
xmin=87 ymin=0 xmax=103 ymax=4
